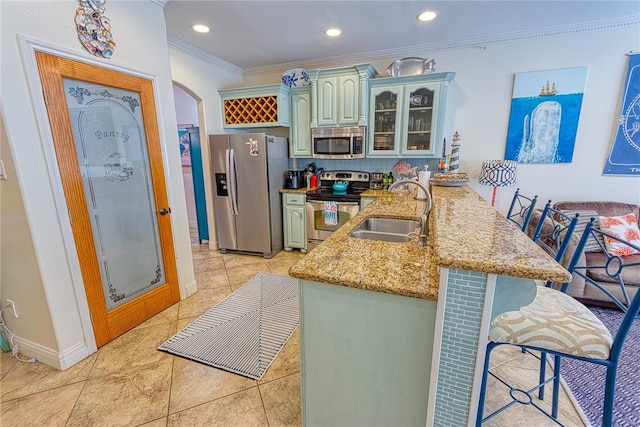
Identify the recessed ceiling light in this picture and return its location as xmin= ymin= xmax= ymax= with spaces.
xmin=191 ymin=24 xmax=210 ymax=33
xmin=325 ymin=28 xmax=342 ymax=37
xmin=417 ymin=10 xmax=438 ymax=22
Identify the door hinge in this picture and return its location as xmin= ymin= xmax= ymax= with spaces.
xmin=42 ymin=90 xmax=48 ymax=106
xmin=68 ymin=210 xmax=73 ymax=225
xmin=89 ymin=311 xmax=93 ymax=324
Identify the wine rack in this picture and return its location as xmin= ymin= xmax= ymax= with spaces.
xmin=219 ymin=84 xmax=290 ymax=128
xmin=224 ymin=96 xmax=278 ymax=125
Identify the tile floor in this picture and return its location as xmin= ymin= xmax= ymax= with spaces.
xmin=0 ymin=242 xmax=587 ymax=426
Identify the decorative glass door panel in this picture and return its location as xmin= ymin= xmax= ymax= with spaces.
xmin=64 ymin=78 xmax=165 ymax=310
xmin=370 ymin=87 xmax=401 ymax=154
xmin=406 ymin=87 xmax=434 ymax=152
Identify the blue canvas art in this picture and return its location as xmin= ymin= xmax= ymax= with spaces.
xmin=505 ymin=67 xmax=588 ymax=163
xmin=604 ymin=53 xmax=640 ymax=176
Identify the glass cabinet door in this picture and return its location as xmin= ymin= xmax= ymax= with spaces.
xmin=369 ymin=87 xmax=402 ymax=155
xmin=404 ymin=85 xmax=435 ymax=153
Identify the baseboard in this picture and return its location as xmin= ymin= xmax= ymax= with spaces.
xmin=185 ymin=278 xmax=198 ymax=298
xmin=12 ymin=337 xmax=91 ymax=370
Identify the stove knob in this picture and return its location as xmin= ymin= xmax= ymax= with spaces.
xmin=363 ymin=174 xmax=368 ymax=180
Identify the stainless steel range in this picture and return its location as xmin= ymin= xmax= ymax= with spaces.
xmin=305 ymin=170 xmax=370 ymax=244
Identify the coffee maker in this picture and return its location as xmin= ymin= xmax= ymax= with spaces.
xmin=285 ymin=170 xmax=304 ymax=189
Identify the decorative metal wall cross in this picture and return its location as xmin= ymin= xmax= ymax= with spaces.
xmin=75 ymin=0 xmax=116 ymax=59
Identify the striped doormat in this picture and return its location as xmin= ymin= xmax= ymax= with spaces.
xmin=159 ymin=272 xmax=299 ymax=380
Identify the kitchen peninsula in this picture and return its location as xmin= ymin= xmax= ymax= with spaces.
xmin=288 ymin=185 xmax=570 ymax=427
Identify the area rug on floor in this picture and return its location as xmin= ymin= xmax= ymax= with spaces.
xmin=560 ymin=305 xmax=640 ymax=427
xmin=158 ymin=272 xmax=299 ymax=380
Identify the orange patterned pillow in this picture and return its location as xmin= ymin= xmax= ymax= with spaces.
xmin=598 ymin=214 xmax=640 ymax=256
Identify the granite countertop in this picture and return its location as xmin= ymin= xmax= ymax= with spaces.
xmin=288 ymin=184 xmax=571 ymax=301
xmin=289 ymin=190 xmax=438 ymax=300
xmin=280 ymin=187 xmax=313 ymax=194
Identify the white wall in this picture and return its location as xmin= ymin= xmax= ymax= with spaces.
xmin=0 ymin=0 xmax=194 ymax=369
xmin=168 ymin=46 xmax=243 ymax=248
xmin=174 ymin=86 xmax=198 ymax=228
xmin=242 ymin=25 xmax=640 ymax=213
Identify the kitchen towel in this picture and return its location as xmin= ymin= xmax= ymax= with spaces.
xmin=323 ymin=201 xmax=338 ymax=225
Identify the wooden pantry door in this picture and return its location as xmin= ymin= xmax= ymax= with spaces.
xmin=35 ymin=51 xmax=180 ymax=347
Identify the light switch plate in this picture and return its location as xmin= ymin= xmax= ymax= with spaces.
xmin=0 ymin=160 xmax=7 ymax=180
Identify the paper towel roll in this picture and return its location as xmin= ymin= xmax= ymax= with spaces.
xmin=416 ymin=170 xmax=431 ymax=200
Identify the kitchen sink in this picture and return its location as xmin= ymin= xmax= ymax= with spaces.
xmin=349 ymin=217 xmax=421 ymax=242
xmin=355 ymin=217 xmax=421 ymax=234
xmin=350 ymin=230 xmax=413 ymax=243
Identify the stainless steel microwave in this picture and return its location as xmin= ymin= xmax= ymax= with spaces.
xmin=311 ymin=127 xmax=366 ymax=159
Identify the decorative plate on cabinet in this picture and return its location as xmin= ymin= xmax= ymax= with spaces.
xmin=282 ymin=68 xmax=310 ymax=87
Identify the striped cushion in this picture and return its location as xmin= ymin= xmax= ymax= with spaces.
xmin=558 ymin=209 xmax=604 ymax=252
xmin=489 ymin=286 xmax=612 ymax=360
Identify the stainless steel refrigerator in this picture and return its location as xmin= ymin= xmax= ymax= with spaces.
xmin=209 ymin=133 xmax=288 ymax=258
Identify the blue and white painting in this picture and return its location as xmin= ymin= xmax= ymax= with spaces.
xmin=505 ymin=66 xmax=588 ymax=163
xmin=604 ymin=53 xmax=640 ymax=176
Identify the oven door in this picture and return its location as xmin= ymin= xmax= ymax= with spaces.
xmin=306 ymin=200 xmax=360 ymax=243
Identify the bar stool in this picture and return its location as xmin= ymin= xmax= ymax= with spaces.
xmin=505 ymin=188 xmax=538 ymax=233
xmin=477 ymin=218 xmax=640 ymax=427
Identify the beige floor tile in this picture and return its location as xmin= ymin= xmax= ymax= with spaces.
xmin=176 ymin=286 xmax=232 ymax=319
xmin=138 ymin=417 xmax=168 ymax=427
xmin=190 ymin=243 xmax=220 ymax=255
xmin=0 ymin=382 xmax=84 ymax=427
xmin=222 ymin=253 xmax=268 ymax=268
xmin=194 ymin=270 xmax=231 ymax=290
xmin=226 ymin=264 xmax=271 ymax=290
xmin=265 ymin=258 xmax=299 ymax=275
xmin=67 ymin=358 xmax=172 ymax=427
xmin=1 ymin=352 xmax=97 ymax=401
xmin=167 ymin=387 xmax=269 ymax=427
xmin=260 ymin=372 xmax=303 ymax=427
xmin=0 ymin=351 xmax=18 ymax=379
xmin=89 ymin=321 xmax=176 ymax=379
xmin=192 ymin=256 xmax=225 ymax=274
xmin=169 ymin=357 xmax=256 ymax=414
xmin=136 ymin=304 xmax=180 ymax=330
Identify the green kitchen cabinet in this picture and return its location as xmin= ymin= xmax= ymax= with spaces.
xmin=360 ymin=196 xmax=375 ymax=209
xmin=299 ymin=279 xmax=437 ymax=426
xmin=289 ymin=86 xmax=312 ymax=157
xmin=310 ymin=64 xmax=377 ymax=128
xmin=283 ymin=193 xmax=307 ymax=253
xmin=367 ymin=72 xmax=455 ymax=157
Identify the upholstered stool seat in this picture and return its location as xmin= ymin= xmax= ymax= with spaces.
xmin=489 ymin=286 xmax=612 ymax=360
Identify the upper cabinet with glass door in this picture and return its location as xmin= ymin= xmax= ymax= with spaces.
xmin=367 ymin=72 xmax=455 ymax=157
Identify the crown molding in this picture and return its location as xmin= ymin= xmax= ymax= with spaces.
xmin=243 ymin=14 xmax=640 ymax=78
xmin=167 ymin=36 xmax=242 ymax=76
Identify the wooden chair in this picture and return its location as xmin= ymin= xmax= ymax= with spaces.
xmin=506 ymin=188 xmax=538 ymax=233
xmin=476 ymin=218 xmax=640 ymax=427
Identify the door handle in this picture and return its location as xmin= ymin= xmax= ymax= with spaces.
xmin=158 ymin=208 xmax=171 ymax=215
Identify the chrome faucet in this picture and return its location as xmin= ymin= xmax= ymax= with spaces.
xmin=388 ymin=179 xmax=432 ymax=246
